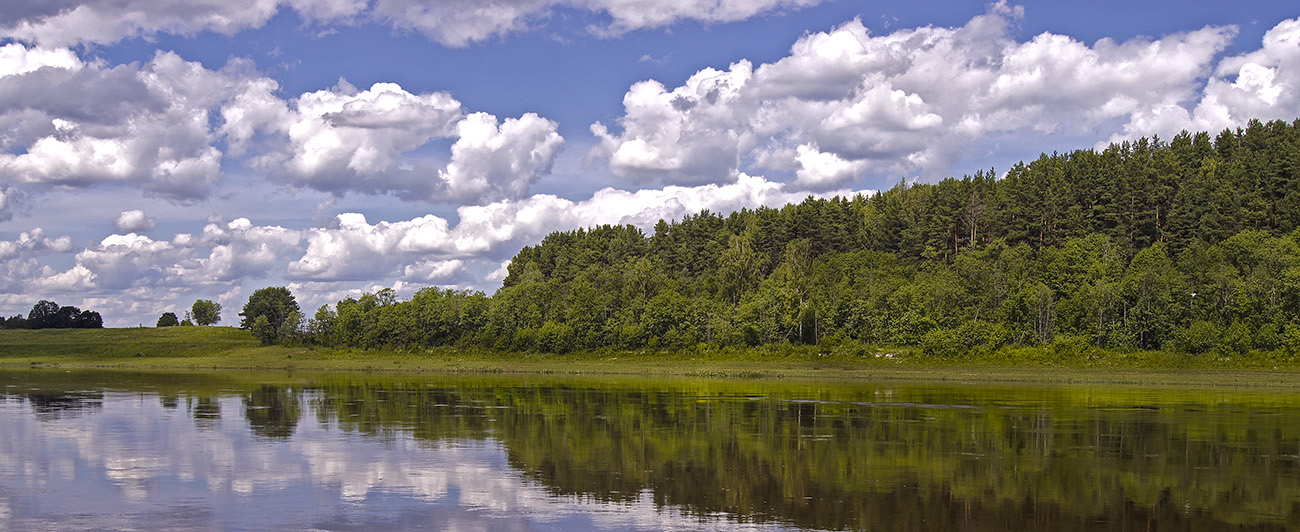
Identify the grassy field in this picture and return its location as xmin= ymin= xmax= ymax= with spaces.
xmin=3 ymin=326 xmax=1300 ymax=387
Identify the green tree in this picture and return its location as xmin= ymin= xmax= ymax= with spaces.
xmin=239 ymin=287 xmax=300 ymax=344
xmin=26 ymin=300 xmax=59 ymax=329
xmin=1121 ymin=243 xmax=1183 ymax=349
xmin=250 ymin=315 xmax=276 ymax=345
xmin=191 ymin=299 xmax=222 ymax=326
xmin=157 ymin=312 xmax=179 ymax=327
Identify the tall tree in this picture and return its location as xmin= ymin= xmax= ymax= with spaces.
xmin=239 ymin=287 xmax=300 ymax=341
xmin=191 ymin=299 xmax=222 ymax=326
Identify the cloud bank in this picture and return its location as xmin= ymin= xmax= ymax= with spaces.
xmin=590 ymin=3 xmax=1282 ymax=185
xmin=1 ymin=0 xmax=823 ymax=47
xmin=0 ymin=174 xmax=860 ymax=324
xmin=2 ymin=4 xmax=1300 ymax=327
xmin=0 ymin=46 xmax=566 ymax=211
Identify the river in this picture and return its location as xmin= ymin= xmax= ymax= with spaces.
xmin=0 ymin=369 xmax=1297 ymax=530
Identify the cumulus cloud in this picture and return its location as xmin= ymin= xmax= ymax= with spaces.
xmin=28 ymin=217 xmax=301 ymax=297
xmin=190 ymin=217 xmax=303 ymax=283
xmin=235 ymin=81 xmax=564 ymax=203
xmin=590 ymin=63 xmax=752 ymax=185
xmin=11 ymin=172 xmax=862 ymax=324
xmin=589 ymin=3 xmax=1245 ymax=186
xmin=113 ymin=210 xmax=158 ymax=233
xmin=440 ymin=112 xmax=564 ymax=202
xmin=0 ymin=0 xmax=366 ymax=47
xmin=0 ymin=227 xmax=72 ymax=261
xmin=1109 ymin=16 xmax=1300 ymax=144
xmin=245 ymin=81 xmax=463 ymax=193
xmin=0 ymin=45 xmax=565 ymax=206
xmin=0 ymin=47 xmax=266 ymax=200
xmin=360 ymin=0 xmax=825 ymax=47
xmin=288 ymin=173 xmax=866 ymax=282
xmin=1 ymin=0 xmax=820 ymax=47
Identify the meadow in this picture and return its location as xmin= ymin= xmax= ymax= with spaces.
xmin=4 ymin=326 xmax=1300 ymax=388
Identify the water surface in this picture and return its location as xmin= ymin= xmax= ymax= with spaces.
xmin=1 ymin=369 xmax=1297 ymax=530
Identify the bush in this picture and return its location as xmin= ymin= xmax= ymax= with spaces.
xmin=1254 ymin=323 xmax=1281 ymax=351
xmin=536 ymin=321 xmax=575 ymax=353
xmin=920 ymin=328 xmax=964 ymax=358
xmin=1217 ymin=321 xmax=1252 ymax=356
xmin=921 ymin=321 xmax=1008 ymax=358
xmin=1049 ymin=334 xmax=1092 ymax=358
xmin=1175 ymin=321 xmax=1220 ymax=354
xmin=1285 ymin=323 xmax=1300 ymax=357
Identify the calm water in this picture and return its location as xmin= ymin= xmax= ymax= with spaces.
xmin=1 ymin=370 xmax=1298 ymax=531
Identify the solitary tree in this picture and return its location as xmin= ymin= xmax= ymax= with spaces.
xmin=240 ymin=287 xmax=299 ymax=344
xmin=192 ymin=299 xmax=222 ymax=326
xmin=157 ymin=312 xmax=179 ymax=327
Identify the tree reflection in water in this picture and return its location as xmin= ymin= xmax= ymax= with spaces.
xmin=0 ymin=370 xmax=1297 ymax=531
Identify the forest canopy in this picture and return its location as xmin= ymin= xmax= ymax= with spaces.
xmin=2 ymin=300 xmax=104 ymax=330
xmin=273 ymin=119 xmax=1300 ymax=357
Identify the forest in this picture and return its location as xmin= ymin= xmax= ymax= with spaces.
xmin=287 ymin=118 xmax=1300 ymax=357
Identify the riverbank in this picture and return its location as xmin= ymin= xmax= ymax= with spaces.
xmin=3 ymin=327 xmax=1300 ymax=387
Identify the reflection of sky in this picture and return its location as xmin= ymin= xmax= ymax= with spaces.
xmin=0 ymin=392 xmax=798 ymax=532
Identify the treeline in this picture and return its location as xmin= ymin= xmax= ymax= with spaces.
xmin=283 ymin=118 xmax=1300 ymax=356
xmin=2 ymin=300 xmax=103 ymax=329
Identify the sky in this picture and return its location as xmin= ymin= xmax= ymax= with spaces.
xmin=0 ymin=0 xmax=1297 ymax=327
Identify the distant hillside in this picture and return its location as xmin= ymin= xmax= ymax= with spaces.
xmin=305 ymin=119 xmax=1300 ymax=357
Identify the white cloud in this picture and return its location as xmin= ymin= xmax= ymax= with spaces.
xmin=589 ymin=4 xmax=1241 ymax=185
xmin=370 ymin=0 xmax=555 ymax=48
xmin=590 ymin=63 xmax=753 ymax=185
xmin=113 ymin=210 xmax=158 ymax=233
xmin=370 ymin=0 xmax=825 ymax=47
xmin=70 ymin=233 xmax=181 ymax=290
xmin=26 ymin=217 xmax=300 ymax=300
xmin=793 ymin=144 xmax=865 ymax=190
xmin=241 ymin=82 xmax=564 ymax=203
xmin=440 ymin=112 xmax=564 ymax=202
xmin=7 ymin=173 xmax=863 ymax=324
xmin=0 ymin=48 xmax=268 ymax=200
xmin=402 ymin=259 xmax=465 ymax=282
xmin=586 ymin=0 xmax=823 ymax=37
xmin=0 ymin=227 xmax=72 ymax=261
xmin=0 ymin=42 xmax=80 ymax=75
xmin=1 ymin=0 xmax=820 ymax=47
xmin=256 ymin=81 xmax=463 ymax=193
xmin=0 ymin=0 xmax=365 ymax=47
xmin=0 ymin=46 xmax=565 ymax=206
xmin=191 ymin=218 xmax=302 ymax=283
xmin=288 ymin=173 xmax=866 ymax=282
xmin=1109 ymin=17 xmax=1300 ymax=144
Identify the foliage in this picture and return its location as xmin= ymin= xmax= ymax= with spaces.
xmin=249 ymin=315 xmax=277 ymax=346
xmin=157 ymin=312 xmax=180 ymax=327
xmin=239 ymin=287 xmax=299 ymax=345
xmin=191 ymin=299 xmax=222 ymax=326
xmin=23 ymin=300 xmax=103 ymax=329
xmin=294 ymin=119 xmax=1300 ymax=358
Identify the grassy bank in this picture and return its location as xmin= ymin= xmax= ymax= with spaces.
xmin=3 ymin=327 xmax=1300 ymax=387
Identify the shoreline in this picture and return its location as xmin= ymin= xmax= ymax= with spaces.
xmin=3 ymin=327 xmax=1300 ymax=388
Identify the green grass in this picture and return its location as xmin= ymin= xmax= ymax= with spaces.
xmin=3 ymin=327 xmax=1300 ymax=387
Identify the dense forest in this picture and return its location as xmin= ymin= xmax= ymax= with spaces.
xmin=291 ymin=118 xmax=1300 ymax=357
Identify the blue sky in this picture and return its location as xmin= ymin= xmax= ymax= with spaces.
xmin=0 ymin=0 xmax=1297 ymax=326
